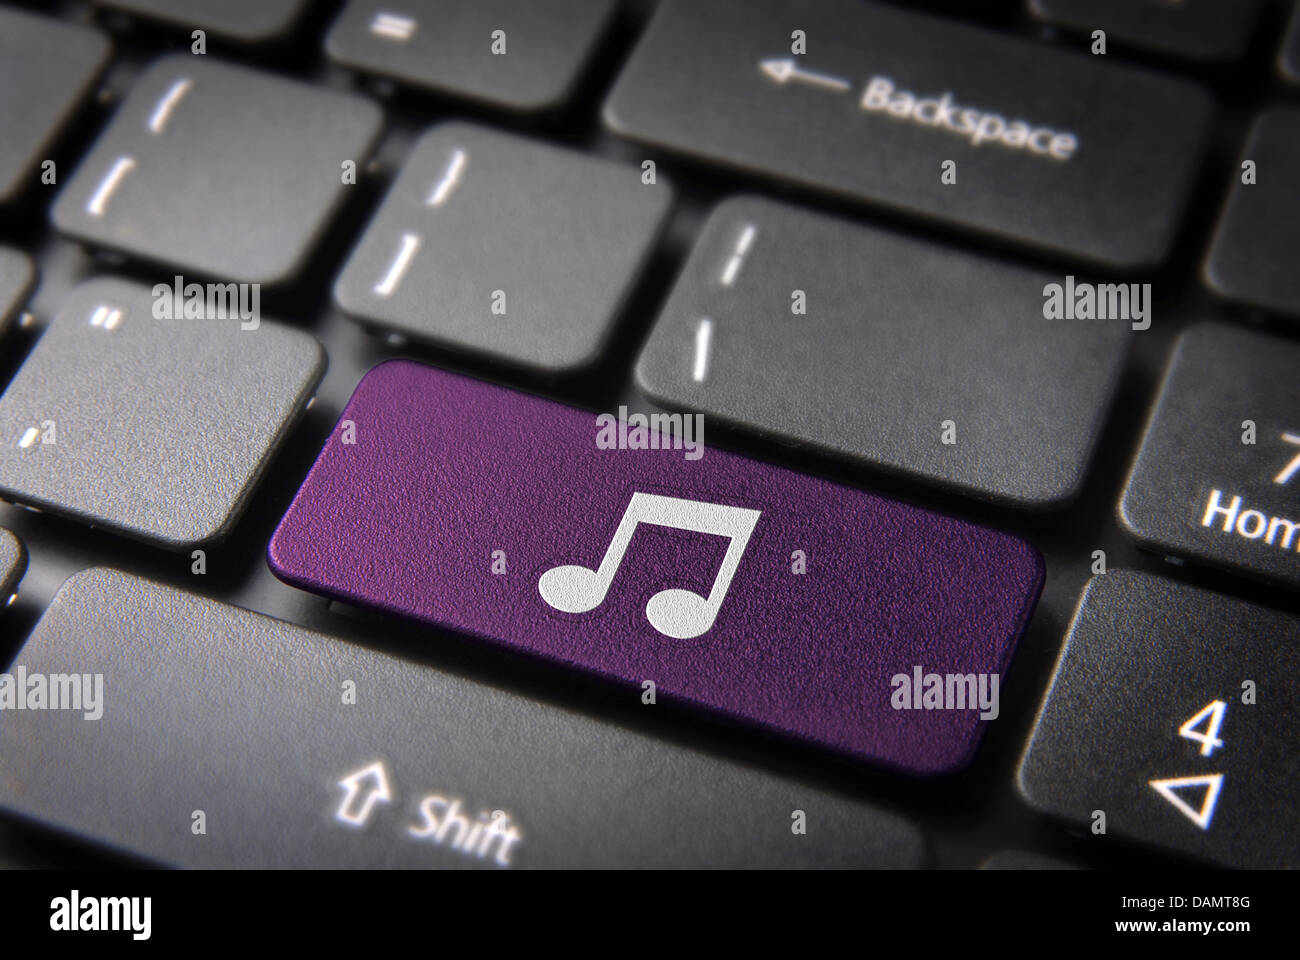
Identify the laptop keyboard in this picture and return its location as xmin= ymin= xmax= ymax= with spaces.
xmin=334 ymin=121 xmax=672 ymax=369
xmin=0 ymin=277 xmax=324 ymax=548
xmin=1120 ymin=323 xmax=1300 ymax=589
xmin=51 ymin=54 xmax=383 ymax=283
xmin=0 ymin=0 xmax=1296 ymax=870
xmin=1203 ymin=106 xmax=1300 ymax=317
xmin=603 ymin=0 xmax=1214 ymax=268
xmin=0 ymin=8 xmax=111 ymax=205
xmin=633 ymin=195 xmax=1132 ymax=506
xmin=325 ymin=0 xmax=620 ymax=112
xmin=1018 ymin=569 xmax=1299 ymax=869
xmin=265 ymin=360 xmax=1043 ymax=772
xmin=0 ymin=567 xmax=929 ymax=868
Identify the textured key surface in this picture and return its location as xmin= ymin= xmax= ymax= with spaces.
xmin=326 ymin=0 xmax=617 ymax=112
xmin=604 ymin=0 xmax=1212 ymax=269
xmin=1028 ymin=0 xmax=1260 ymax=62
xmin=0 ymin=278 xmax=324 ymax=549
xmin=270 ymin=361 xmax=1044 ymax=773
xmin=0 ymin=248 xmax=35 ymax=339
xmin=95 ymin=0 xmax=308 ymax=42
xmin=0 ymin=568 xmax=926 ymax=868
xmin=636 ymin=197 xmax=1131 ymax=508
xmin=1203 ymin=108 xmax=1300 ymax=319
xmin=1018 ymin=571 xmax=1299 ymax=869
xmin=0 ymin=9 xmax=111 ymax=204
xmin=0 ymin=528 xmax=24 ymax=599
xmin=1120 ymin=324 xmax=1300 ymax=588
xmin=335 ymin=123 xmax=671 ymax=371
xmin=52 ymin=55 xmax=382 ymax=284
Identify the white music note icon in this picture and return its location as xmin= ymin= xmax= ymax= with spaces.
xmin=538 ymin=492 xmax=761 ymax=640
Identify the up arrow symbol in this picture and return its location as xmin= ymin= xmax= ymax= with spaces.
xmin=335 ymin=760 xmax=394 ymax=828
xmin=759 ymin=58 xmax=851 ymax=93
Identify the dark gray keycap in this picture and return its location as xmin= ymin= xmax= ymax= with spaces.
xmin=0 ymin=528 xmax=25 ymax=600
xmin=1028 ymin=0 xmax=1260 ymax=62
xmin=635 ymin=196 xmax=1131 ymax=508
xmin=0 ymin=278 xmax=324 ymax=550
xmin=1203 ymin=108 xmax=1300 ymax=319
xmin=1018 ymin=570 xmax=1299 ymax=869
xmin=0 ymin=248 xmax=35 ymax=339
xmin=1283 ymin=4 xmax=1300 ymax=84
xmin=0 ymin=567 xmax=926 ymax=869
xmin=603 ymin=0 xmax=1213 ymax=270
xmin=336 ymin=122 xmax=671 ymax=372
xmin=326 ymin=0 xmax=617 ymax=112
xmin=0 ymin=10 xmax=111 ymax=204
xmin=52 ymin=55 xmax=382 ymax=285
xmin=1120 ymin=324 xmax=1300 ymax=588
xmin=95 ymin=0 xmax=308 ymax=43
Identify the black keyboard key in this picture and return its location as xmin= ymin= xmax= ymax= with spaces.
xmin=1203 ymin=108 xmax=1300 ymax=319
xmin=1028 ymin=0 xmax=1261 ymax=63
xmin=326 ymin=0 xmax=618 ymax=112
xmin=0 ymin=278 xmax=324 ymax=550
xmin=95 ymin=0 xmax=308 ymax=43
xmin=0 ymin=10 xmax=111 ymax=205
xmin=604 ymin=0 xmax=1213 ymax=269
xmin=635 ymin=196 xmax=1131 ymax=508
xmin=1018 ymin=570 xmax=1299 ymax=868
xmin=0 ymin=568 xmax=926 ymax=868
xmin=335 ymin=122 xmax=671 ymax=371
xmin=0 ymin=528 xmax=24 ymax=601
xmin=52 ymin=55 xmax=382 ymax=285
xmin=1120 ymin=324 xmax=1300 ymax=588
xmin=0 ymin=248 xmax=35 ymax=339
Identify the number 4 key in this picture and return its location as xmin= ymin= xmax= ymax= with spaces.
xmin=1019 ymin=570 xmax=1299 ymax=868
xmin=1148 ymin=700 xmax=1229 ymax=832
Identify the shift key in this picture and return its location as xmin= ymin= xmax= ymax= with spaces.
xmin=0 ymin=568 xmax=924 ymax=868
xmin=269 ymin=361 xmax=1045 ymax=774
xmin=603 ymin=0 xmax=1213 ymax=269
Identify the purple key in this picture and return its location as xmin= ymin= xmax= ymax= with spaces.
xmin=269 ymin=361 xmax=1043 ymax=773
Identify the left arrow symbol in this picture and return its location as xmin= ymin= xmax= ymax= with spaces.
xmin=759 ymin=58 xmax=851 ymax=92
xmin=335 ymin=760 xmax=394 ymax=828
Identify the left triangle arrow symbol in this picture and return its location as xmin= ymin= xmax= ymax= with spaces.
xmin=760 ymin=58 xmax=795 ymax=83
xmin=1149 ymin=773 xmax=1224 ymax=831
